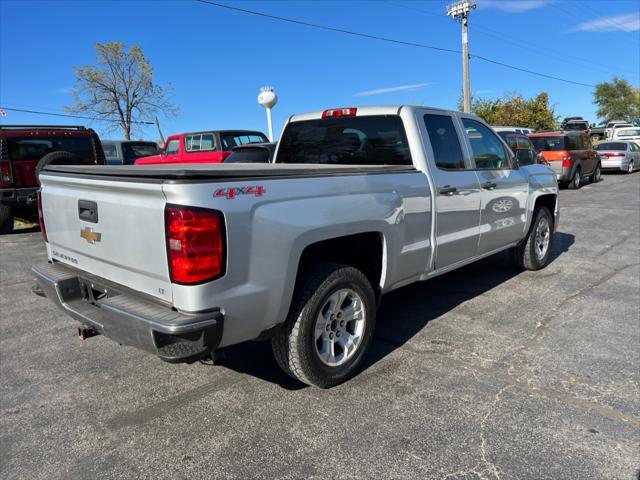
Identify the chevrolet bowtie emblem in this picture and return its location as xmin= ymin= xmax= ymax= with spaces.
xmin=80 ymin=227 xmax=102 ymax=244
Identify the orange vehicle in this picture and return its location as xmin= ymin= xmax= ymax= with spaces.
xmin=528 ymin=131 xmax=601 ymax=189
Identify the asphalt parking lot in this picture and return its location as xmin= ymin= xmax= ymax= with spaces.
xmin=1 ymin=173 xmax=639 ymax=480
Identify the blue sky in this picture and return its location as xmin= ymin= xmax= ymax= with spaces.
xmin=1 ymin=0 xmax=639 ymax=141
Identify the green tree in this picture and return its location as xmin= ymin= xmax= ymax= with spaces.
xmin=593 ymin=76 xmax=640 ymax=123
xmin=462 ymin=92 xmax=559 ymax=131
xmin=67 ymin=42 xmax=177 ymax=139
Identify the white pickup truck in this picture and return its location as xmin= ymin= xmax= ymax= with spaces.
xmin=33 ymin=105 xmax=559 ymax=387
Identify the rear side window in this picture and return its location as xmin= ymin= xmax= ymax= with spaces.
xmin=461 ymin=118 xmax=510 ymax=169
xmin=530 ymin=136 xmax=567 ymax=152
xmin=6 ymin=137 xmax=94 ymax=162
xmin=278 ymin=115 xmax=412 ymax=165
xmin=186 ymin=134 xmax=215 ymax=152
xmin=423 ymin=114 xmax=465 ymax=170
xmin=567 ymin=136 xmax=580 ymax=150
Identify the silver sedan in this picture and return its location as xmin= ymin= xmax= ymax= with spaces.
xmin=595 ymin=141 xmax=640 ymax=174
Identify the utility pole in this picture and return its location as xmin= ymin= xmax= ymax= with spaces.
xmin=447 ymin=1 xmax=476 ymax=113
xmin=154 ymin=116 xmax=165 ymax=146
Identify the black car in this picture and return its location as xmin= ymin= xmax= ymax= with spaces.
xmin=224 ymin=142 xmax=277 ymax=163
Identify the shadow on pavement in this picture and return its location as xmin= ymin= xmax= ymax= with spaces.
xmin=216 ymin=231 xmax=574 ymax=390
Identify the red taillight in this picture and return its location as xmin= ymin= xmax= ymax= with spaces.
xmin=1 ymin=160 xmax=13 ymax=184
xmin=606 ymin=153 xmax=625 ymax=157
xmin=37 ymin=191 xmax=48 ymax=242
xmin=165 ymin=205 xmax=225 ymax=285
xmin=562 ymin=155 xmax=573 ymax=168
xmin=322 ymin=107 xmax=357 ymax=118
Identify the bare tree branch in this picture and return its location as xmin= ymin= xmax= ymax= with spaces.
xmin=66 ymin=42 xmax=177 ymax=140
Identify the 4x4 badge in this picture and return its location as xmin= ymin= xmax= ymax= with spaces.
xmin=80 ymin=227 xmax=102 ymax=244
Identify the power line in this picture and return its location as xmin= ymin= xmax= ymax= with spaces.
xmin=385 ymin=0 xmax=634 ymax=77
xmin=195 ymin=0 xmax=461 ymax=54
xmin=194 ymin=0 xmax=596 ymax=88
xmin=0 ymin=106 xmax=154 ymax=125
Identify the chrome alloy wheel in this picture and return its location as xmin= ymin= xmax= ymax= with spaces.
xmin=314 ymin=288 xmax=365 ymax=367
xmin=628 ymin=161 xmax=634 ymax=174
xmin=535 ymin=216 xmax=551 ymax=261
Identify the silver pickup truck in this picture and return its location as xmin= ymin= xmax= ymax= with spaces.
xmin=33 ymin=105 xmax=559 ymax=387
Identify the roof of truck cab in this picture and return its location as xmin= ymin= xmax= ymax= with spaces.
xmin=288 ymin=105 xmax=452 ymax=122
xmin=167 ymin=130 xmax=268 ymax=137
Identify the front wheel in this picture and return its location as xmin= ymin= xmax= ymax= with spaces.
xmin=271 ymin=263 xmax=376 ymax=388
xmin=590 ymin=163 xmax=602 ymax=183
xmin=511 ymin=206 xmax=554 ymax=271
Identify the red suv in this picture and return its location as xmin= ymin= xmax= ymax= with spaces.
xmin=0 ymin=125 xmax=105 ymax=232
xmin=135 ymin=130 xmax=268 ymax=165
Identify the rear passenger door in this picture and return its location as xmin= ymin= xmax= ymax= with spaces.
xmin=460 ymin=117 xmax=529 ymax=255
xmin=421 ymin=112 xmax=482 ymax=269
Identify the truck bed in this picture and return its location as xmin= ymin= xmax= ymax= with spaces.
xmin=43 ymin=163 xmax=416 ymax=181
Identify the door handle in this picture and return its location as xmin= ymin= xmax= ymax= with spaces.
xmin=439 ymin=186 xmax=457 ymax=195
xmin=482 ymin=182 xmax=497 ymax=190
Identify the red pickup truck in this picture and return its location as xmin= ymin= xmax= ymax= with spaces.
xmin=135 ymin=130 xmax=268 ymax=165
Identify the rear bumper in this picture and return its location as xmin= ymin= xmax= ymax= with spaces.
xmin=0 ymin=187 xmax=38 ymax=206
xmin=32 ymin=262 xmax=223 ymax=363
xmin=601 ymin=159 xmax=629 ymax=171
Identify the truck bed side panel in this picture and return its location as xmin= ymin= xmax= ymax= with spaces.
xmin=162 ymin=171 xmax=431 ymax=347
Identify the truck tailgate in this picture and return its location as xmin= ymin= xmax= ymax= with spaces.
xmin=39 ymin=173 xmax=172 ymax=303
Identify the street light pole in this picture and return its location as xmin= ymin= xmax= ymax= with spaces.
xmin=447 ymin=1 xmax=476 ymax=113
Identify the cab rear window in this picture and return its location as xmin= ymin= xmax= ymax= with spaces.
xmin=278 ymin=115 xmax=412 ymax=165
xmin=6 ymin=137 xmax=94 ymax=161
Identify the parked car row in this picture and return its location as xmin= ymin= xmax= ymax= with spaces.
xmin=2 ymin=112 xmax=638 ymax=233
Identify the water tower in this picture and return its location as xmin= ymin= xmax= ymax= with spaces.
xmin=258 ymin=86 xmax=278 ymax=142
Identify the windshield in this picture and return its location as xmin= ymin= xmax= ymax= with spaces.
xmin=529 ymin=136 xmax=567 ymax=152
xmin=6 ymin=136 xmax=94 ymax=162
xmin=596 ymin=142 xmax=627 ymax=151
xmin=565 ymin=122 xmax=587 ymax=131
xmin=278 ymin=115 xmax=412 ymax=165
xmin=616 ymin=128 xmax=640 ymax=137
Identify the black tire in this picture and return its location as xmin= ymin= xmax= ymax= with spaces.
xmin=0 ymin=204 xmax=14 ymax=234
xmin=626 ymin=160 xmax=634 ymax=174
xmin=36 ymin=151 xmax=83 ymax=183
xmin=271 ymin=262 xmax=376 ymax=388
xmin=511 ymin=206 xmax=554 ymax=271
xmin=568 ymin=166 xmax=582 ymax=189
xmin=590 ymin=163 xmax=602 ymax=183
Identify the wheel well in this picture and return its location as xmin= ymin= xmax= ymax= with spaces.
xmin=297 ymin=232 xmax=383 ymax=298
xmin=535 ymin=194 xmax=556 ymax=218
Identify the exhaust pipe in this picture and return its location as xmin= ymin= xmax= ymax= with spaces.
xmin=78 ymin=325 xmax=100 ymax=341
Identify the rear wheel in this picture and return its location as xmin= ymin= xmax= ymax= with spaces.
xmin=0 ymin=204 xmax=14 ymax=234
xmin=511 ymin=206 xmax=554 ymax=271
xmin=627 ymin=160 xmax=634 ymax=174
xmin=271 ymin=262 xmax=376 ymax=388
xmin=568 ymin=166 xmax=582 ymax=189
xmin=590 ymin=163 xmax=602 ymax=183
